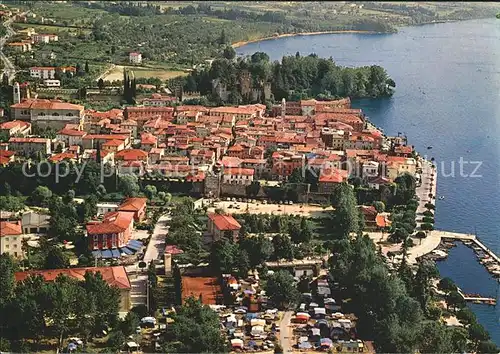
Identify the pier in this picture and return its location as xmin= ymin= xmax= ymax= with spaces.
xmin=457 ymin=287 xmax=497 ymax=305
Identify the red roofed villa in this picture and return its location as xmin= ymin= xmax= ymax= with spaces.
xmin=207 ymin=212 xmax=241 ymax=242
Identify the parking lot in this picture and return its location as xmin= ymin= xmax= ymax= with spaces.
xmin=207 ymin=200 xmax=334 ymax=218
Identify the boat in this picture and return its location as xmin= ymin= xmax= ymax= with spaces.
xmin=427 ymin=146 xmax=433 ymax=149
xmin=439 ymin=196 xmax=445 ymax=200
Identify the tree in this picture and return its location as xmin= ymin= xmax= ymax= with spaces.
xmin=331 ymin=183 xmax=359 ymax=238
xmin=469 ymin=323 xmax=490 ymax=343
xmin=107 ymin=330 xmax=125 ymax=352
xmin=477 ymin=340 xmax=498 ymax=353
xmin=272 ymin=234 xmax=294 ymax=260
xmin=119 ymin=175 xmax=140 ymax=197
xmin=288 ymin=167 xmax=304 ymax=183
xmin=239 ymin=235 xmax=274 ymax=268
xmin=0 ymin=254 xmax=15 ymax=306
xmin=97 ymin=78 xmax=105 ymax=90
xmin=223 ymin=46 xmax=236 ymax=60
xmin=85 ymin=60 xmax=90 ymax=74
xmin=373 ymin=201 xmax=385 ymax=213
xmin=31 ymin=186 xmax=53 ymax=207
xmin=437 ymin=277 xmax=456 ymax=293
xmin=446 ymin=290 xmax=466 ymax=311
xmin=165 ymin=297 xmax=225 ymax=353
xmin=44 ymin=246 xmax=70 ymax=269
xmin=144 ymin=185 xmax=157 ymax=200
xmin=209 ymin=238 xmax=239 ymax=273
xmin=456 ymin=307 xmax=476 ymax=325
xmin=265 ymin=270 xmax=299 ymax=308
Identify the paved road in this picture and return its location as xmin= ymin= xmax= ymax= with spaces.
xmin=127 ymin=213 xmax=170 ymax=307
xmin=279 ymin=311 xmax=293 ymax=353
xmin=0 ymin=13 xmax=26 ymax=83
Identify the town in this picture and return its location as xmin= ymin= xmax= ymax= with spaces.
xmin=0 ymin=2 xmax=499 ymax=354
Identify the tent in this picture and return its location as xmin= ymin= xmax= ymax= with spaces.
xmin=320 ymin=338 xmax=333 ymax=348
xmin=67 ymin=343 xmax=77 ymax=352
xmin=251 ymin=325 xmax=264 ymax=335
xmin=91 ymin=250 xmax=102 ymax=258
xmin=295 ymin=312 xmax=310 ymax=322
xmin=248 ymin=340 xmax=257 ymax=348
xmin=111 ymin=249 xmax=121 ymax=258
xmin=311 ymin=328 xmax=321 ymax=336
xmin=324 ymin=298 xmax=336 ymax=304
xmin=314 ymin=307 xmax=326 ymax=316
xmin=299 ymin=341 xmax=312 ymax=349
xmin=120 ymin=247 xmax=134 ymax=255
xmin=315 ymin=319 xmax=329 ymax=328
xmin=309 ymin=302 xmax=319 ymax=308
xmin=101 ymin=249 xmax=113 ymax=258
xmin=245 ymin=313 xmax=258 ymax=320
xmin=231 ymin=338 xmax=243 ymax=348
xmin=250 ymin=319 xmax=266 ymax=327
xmin=298 ymin=336 xmax=309 ymax=343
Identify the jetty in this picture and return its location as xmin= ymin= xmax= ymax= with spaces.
xmin=457 ymin=287 xmax=497 ymax=305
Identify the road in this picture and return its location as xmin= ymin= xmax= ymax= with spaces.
xmin=127 ymin=213 xmax=170 ymax=308
xmin=0 ymin=13 xmax=26 ymax=83
xmin=95 ymin=63 xmax=116 ymax=82
xmin=279 ymin=311 xmax=293 ymax=353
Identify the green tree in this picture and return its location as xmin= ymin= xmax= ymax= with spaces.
xmin=438 ymin=277 xmax=457 ymax=293
xmin=223 ymin=46 xmax=236 ymax=60
xmin=239 ymin=235 xmax=274 ymax=268
xmin=272 ymin=234 xmax=294 ymax=260
xmin=31 ymin=186 xmax=53 ymax=207
xmin=107 ymin=330 xmax=125 ymax=352
xmin=265 ymin=270 xmax=299 ymax=309
xmin=0 ymin=254 xmax=15 ymax=306
xmin=119 ymin=175 xmax=140 ymax=197
xmin=209 ymin=238 xmax=239 ymax=273
xmin=144 ymin=185 xmax=157 ymax=200
xmin=44 ymin=246 xmax=70 ymax=269
xmin=165 ymin=297 xmax=226 ymax=353
xmin=331 ymin=183 xmax=359 ymax=238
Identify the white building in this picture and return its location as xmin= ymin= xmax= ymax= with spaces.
xmin=32 ymin=33 xmax=58 ymax=44
xmin=43 ymin=79 xmax=60 ymax=87
xmin=97 ymin=202 xmax=120 ymax=216
xmin=362 ymin=161 xmax=379 ymax=178
xmin=0 ymin=221 xmax=24 ymax=259
xmin=30 ymin=66 xmax=56 ymax=79
xmin=129 ymin=52 xmax=142 ymax=64
xmin=222 ymin=167 xmax=255 ymax=185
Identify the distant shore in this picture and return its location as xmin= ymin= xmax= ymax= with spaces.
xmin=232 ymin=30 xmax=379 ymax=48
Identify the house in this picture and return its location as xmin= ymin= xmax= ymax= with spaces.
xmin=359 ymin=205 xmax=377 ymax=228
xmin=11 ymin=99 xmax=85 ymax=129
xmin=207 ymin=212 xmax=241 ymax=242
xmin=222 ymin=167 xmax=254 ymax=185
xmin=97 ymin=202 xmax=120 ymax=216
xmin=0 ymin=120 xmax=31 ymax=136
xmin=0 ymin=220 xmax=24 ymax=259
xmin=362 ymin=161 xmax=379 ymax=179
xmin=14 ymin=266 xmax=132 ymax=311
xmin=86 ymin=211 xmax=134 ymax=251
xmin=32 ymin=33 xmax=58 ymax=44
xmin=0 ymin=150 xmax=15 ymax=166
xmin=7 ymin=42 xmax=31 ymax=52
xmin=117 ymin=197 xmax=147 ymax=222
xmin=30 ymin=66 xmax=56 ymax=79
xmin=386 ymin=157 xmax=417 ymax=180
xmin=43 ymin=79 xmax=60 ymax=87
xmin=115 ymin=149 xmax=148 ymax=164
xmin=129 ymin=52 xmax=142 ymax=64
xmin=124 ymin=106 xmax=174 ymax=124
xmin=56 ymin=127 xmax=87 ymax=146
xmin=318 ymin=168 xmax=349 ymax=194
xmin=142 ymin=93 xmax=177 ymax=107
xmin=8 ymin=137 xmax=51 ymax=156
xmin=21 ymin=211 xmax=50 ymax=234
xmin=368 ymin=176 xmax=391 ymax=190
xmin=190 ymin=149 xmax=215 ymax=167
xmin=140 ymin=132 xmax=157 ymax=151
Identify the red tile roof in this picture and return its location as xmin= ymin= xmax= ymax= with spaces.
xmin=118 ymin=198 xmax=147 ymax=213
xmin=208 ymin=213 xmax=241 ymax=231
xmin=11 ymin=99 xmax=84 ymax=111
xmin=86 ymin=211 xmax=133 ymax=234
xmin=223 ymin=167 xmax=254 ymax=176
xmin=318 ymin=168 xmax=348 ymax=183
xmin=0 ymin=221 xmax=22 ymax=236
xmin=15 ymin=266 xmax=131 ymax=289
xmin=0 ymin=120 xmax=30 ymax=130
xmin=115 ymin=149 xmax=148 ymax=161
xmin=9 ymin=137 xmax=49 ymax=144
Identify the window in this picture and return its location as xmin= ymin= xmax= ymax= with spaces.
xmin=66 ymin=113 xmax=74 ymax=117
xmin=53 ymin=112 xmax=59 ymax=116
xmin=13 ymin=244 xmax=17 ymax=248
xmin=4 ymin=237 xmax=8 ymax=242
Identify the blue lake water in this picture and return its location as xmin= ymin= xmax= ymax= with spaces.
xmin=238 ymin=19 xmax=500 ymax=343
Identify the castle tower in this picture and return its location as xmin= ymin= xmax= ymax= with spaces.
xmin=13 ymin=82 xmax=20 ymax=104
xmin=281 ymin=98 xmax=286 ymax=119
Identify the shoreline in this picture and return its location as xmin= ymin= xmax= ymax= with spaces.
xmin=232 ymin=30 xmax=380 ymax=49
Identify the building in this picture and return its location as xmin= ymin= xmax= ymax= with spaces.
xmin=21 ymin=210 xmax=50 ymax=234
xmin=318 ymin=168 xmax=349 ymax=194
xmin=117 ymin=197 xmax=147 ymax=223
xmin=97 ymin=202 xmax=120 ymax=216
xmin=207 ymin=212 xmax=241 ymax=242
xmin=30 ymin=66 xmax=56 ymax=79
xmin=142 ymin=93 xmax=177 ymax=107
xmin=8 ymin=137 xmax=51 ymax=155
xmin=10 ymin=99 xmax=85 ymax=129
xmin=0 ymin=221 xmax=24 ymax=259
xmin=86 ymin=211 xmax=134 ymax=251
xmin=222 ymin=167 xmax=255 ymax=185
xmin=129 ymin=52 xmax=142 ymax=64
xmin=124 ymin=106 xmax=174 ymax=124
xmin=0 ymin=120 xmax=31 ymax=136
xmin=7 ymin=42 xmax=31 ymax=52
xmin=32 ymin=33 xmax=58 ymax=44
xmin=43 ymin=79 xmax=60 ymax=87
xmin=14 ymin=266 xmax=131 ymax=311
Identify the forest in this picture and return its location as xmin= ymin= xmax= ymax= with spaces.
xmin=183 ymin=51 xmax=396 ymax=104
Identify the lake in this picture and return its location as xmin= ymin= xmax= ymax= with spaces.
xmin=237 ymin=19 xmax=500 ymax=343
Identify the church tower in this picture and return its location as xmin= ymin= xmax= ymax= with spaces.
xmin=281 ymin=98 xmax=286 ymax=119
xmin=13 ymin=82 xmax=20 ymax=104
